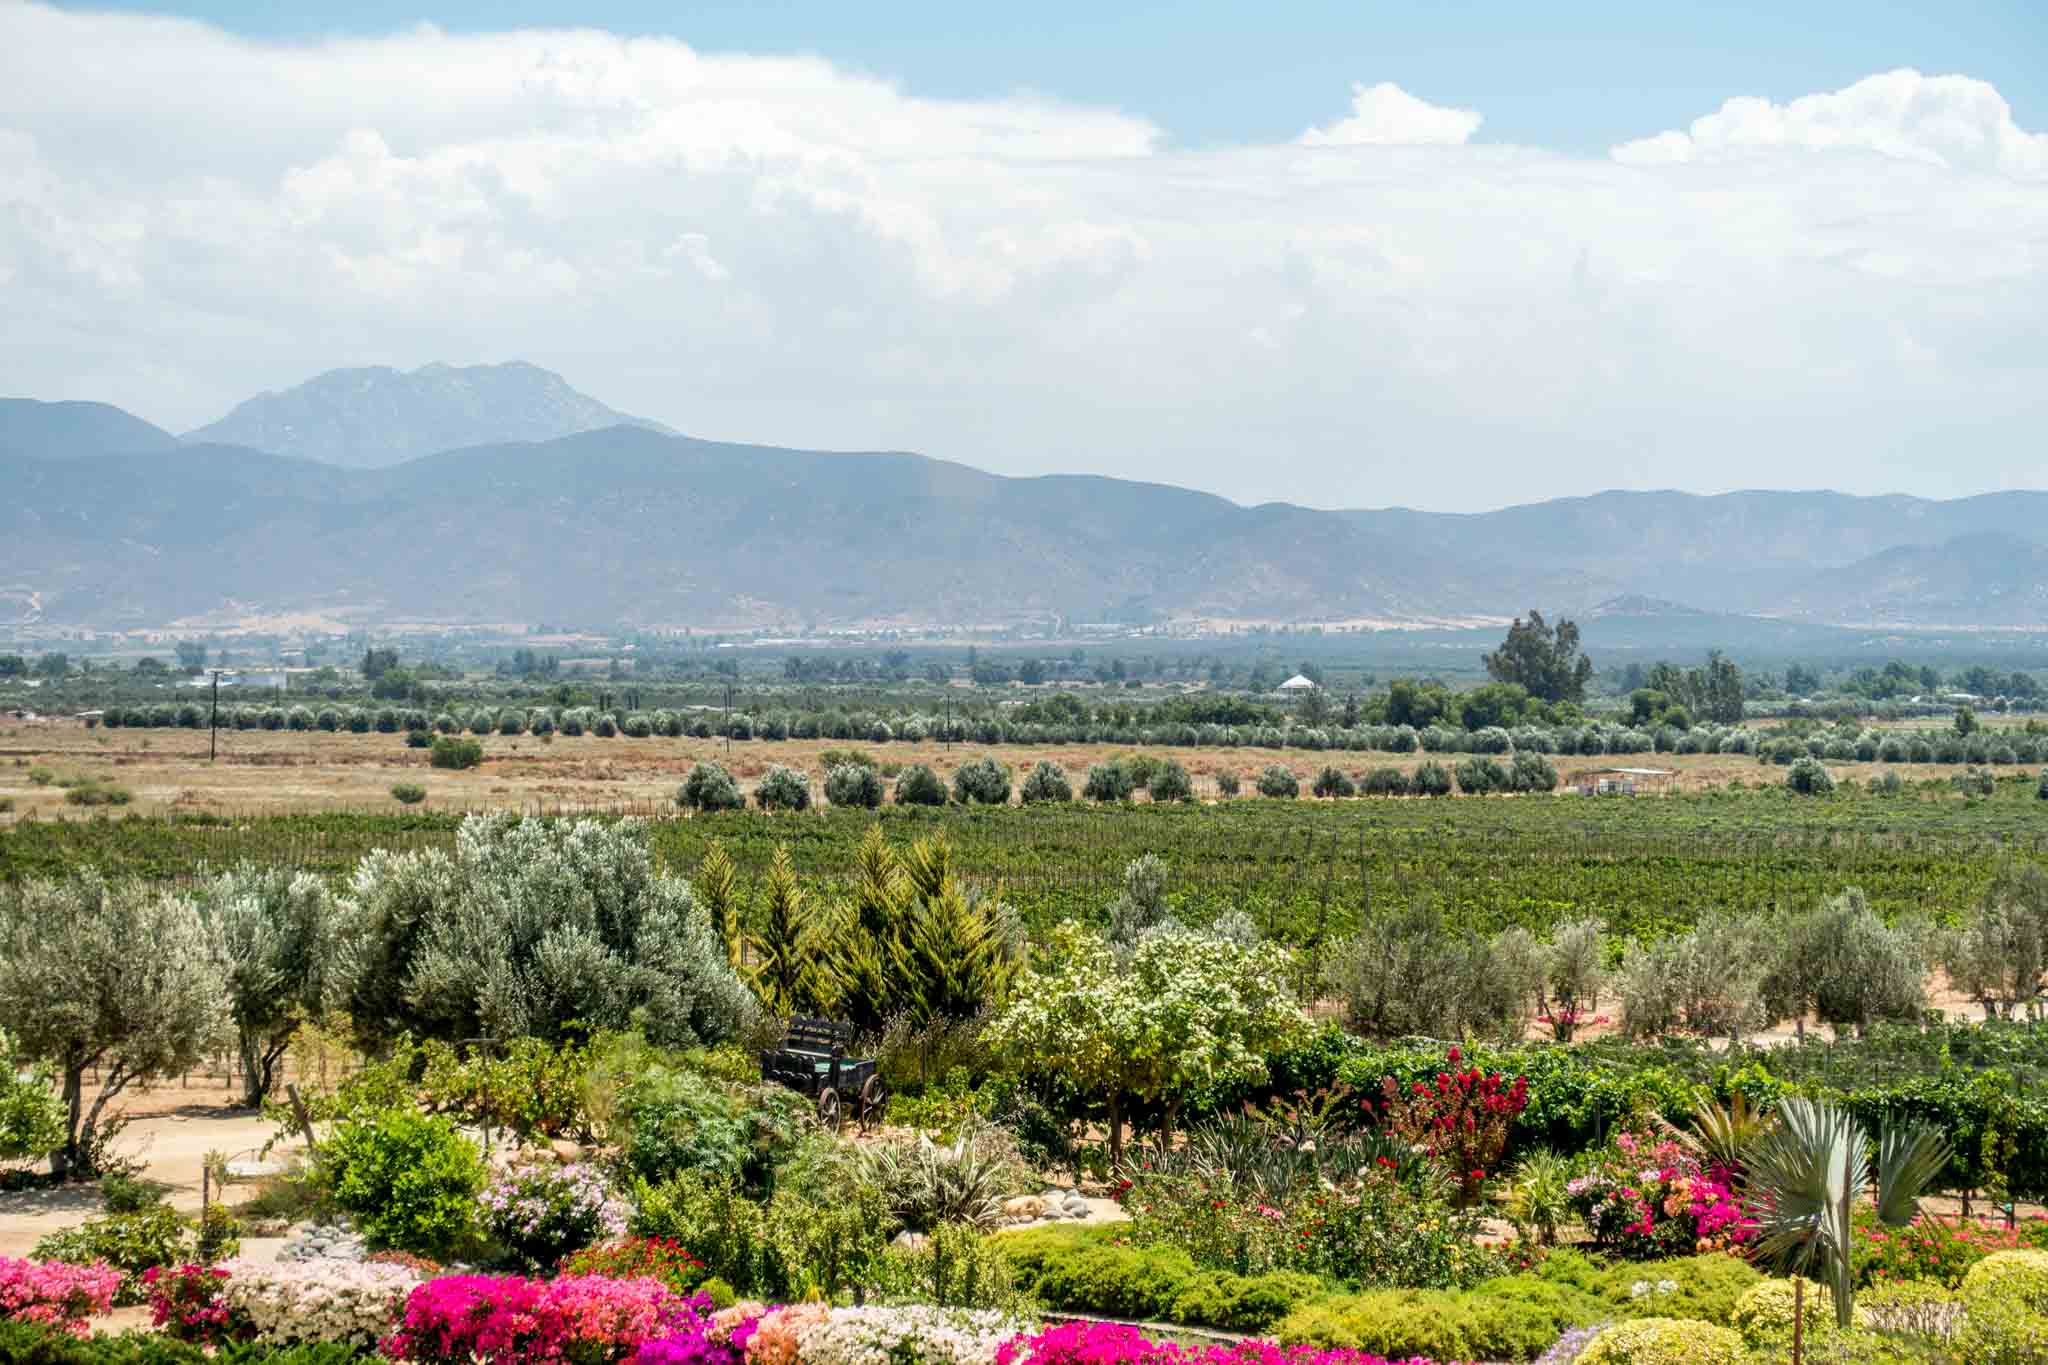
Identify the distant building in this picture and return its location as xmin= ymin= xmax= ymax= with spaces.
xmin=1278 ymin=674 xmax=1319 ymax=692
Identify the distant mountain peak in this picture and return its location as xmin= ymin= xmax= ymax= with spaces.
xmin=181 ymin=361 xmax=676 ymax=469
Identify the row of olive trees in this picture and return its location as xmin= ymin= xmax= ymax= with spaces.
xmin=0 ymin=814 xmax=754 ymax=1175
xmin=1325 ymin=883 xmax=1982 ymax=1047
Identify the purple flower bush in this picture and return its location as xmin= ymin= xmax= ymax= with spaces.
xmin=482 ymin=1161 xmax=633 ymax=1269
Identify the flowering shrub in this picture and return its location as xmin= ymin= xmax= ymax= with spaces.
xmin=566 ymin=1239 xmax=710 ymax=1296
xmin=385 ymin=1272 xmax=700 ymax=1364
xmin=1565 ymin=1129 xmax=1752 ymax=1260
xmin=143 ymin=1264 xmax=235 ymax=1344
xmin=800 ymin=1306 xmax=1029 ymax=1365
xmin=1852 ymin=1207 xmax=2027 ymax=1288
xmin=1369 ymin=1048 xmax=1527 ymax=1206
xmin=997 ymin=1319 xmax=1439 ymax=1365
xmin=0 ymin=1257 xmax=120 ymax=1338
xmin=1122 ymin=1165 xmax=1498 ymax=1290
xmin=484 ymin=1161 xmax=633 ymax=1269
xmin=218 ymin=1258 xmax=421 ymax=1348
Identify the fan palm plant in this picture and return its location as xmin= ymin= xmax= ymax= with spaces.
xmin=1745 ymin=1097 xmax=1950 ymax=1329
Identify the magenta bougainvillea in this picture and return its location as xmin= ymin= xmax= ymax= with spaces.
xmin=383 ymin=1272 xmax=708 ymax=1365
xmin=0 ymin=1257 xmax=121 ymax=1339
xmin=998 ymin=1320 xmax=1442 ymax=1365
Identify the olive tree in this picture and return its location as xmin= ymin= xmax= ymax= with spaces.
xmin=952 ymin=756 xmax=1011 ymax=806
xmin=1766 ymin=888 xmax=1927 ymax=1040
xmin=894 ymin=764 xmax=948 ymax=807
xmin=0 ymin=875 xmax=227 ymax=1175
xmin=340 ymin=813 xmax=753 ymax=1049
xmin=988 ymin=920 xmax=1300 ymax=1166
xmin=1943 ymin=862 xmax=2048 ymax=1019
xmin=193 ymin=865 xmax=340 ymax=1108
xmin=1617 ymin=911 xmax=1772 ymax=1044
xmin=679 ymin=761 xmax=744 ymax=812
xmin=824 ymin=763 xmax=885 ymax=809
xmin=1019 ymin=761 xmax=1073 ymax=804
xmin=754 ymin=765 xmax=811 ymax=812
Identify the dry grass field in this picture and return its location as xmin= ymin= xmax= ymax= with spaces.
xmin=0 ymin=714 xmax=1986 ymax=821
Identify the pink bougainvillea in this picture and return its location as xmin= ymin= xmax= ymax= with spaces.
xmin=0 ymin=1257 xmax=121 ymax=1338
xmin=382 ymin=1272 xmax=703 ymax=1364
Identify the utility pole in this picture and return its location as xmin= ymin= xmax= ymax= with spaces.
xmin=208 ymin=669 xmax=223 ymax=762
xmin=725 ymin=682 xmax=734 ymax=758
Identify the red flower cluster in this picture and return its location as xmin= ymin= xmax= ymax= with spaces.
xmin=1368 ymin=1052 xmax=1529 ymax=1207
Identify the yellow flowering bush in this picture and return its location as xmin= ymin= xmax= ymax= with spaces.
xmin=1576 ymin=1318 xmax=1744 ymax=1365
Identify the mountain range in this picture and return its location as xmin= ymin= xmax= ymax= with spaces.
xmin=2 ymin=364 xmax=2043 ymax=631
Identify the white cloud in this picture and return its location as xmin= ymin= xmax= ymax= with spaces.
xmin=1299 ymin=82 xmax=1483 ymax=147
xmin=0 ymin=5 xmax=2044 ymax=511
xmin=1613 ymin=68 xmax=2048 ymax=177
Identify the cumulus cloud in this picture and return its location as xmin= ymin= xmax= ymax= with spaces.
xmin=0 ymin=5 xmax=2044 ymax=511
xmin=1299 ymin=82 xmax=1483 ymax=147
xmin=1613 ymin=68 xmax=2048 ymax=177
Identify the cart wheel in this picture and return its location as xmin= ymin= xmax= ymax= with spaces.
xmin=858 ymin=1075 xmax=885 ymax=1134
xmin=817 ymin=1087 xmax=843 ymax=1132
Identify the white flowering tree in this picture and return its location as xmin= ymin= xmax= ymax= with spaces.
xmin=987 ymin=920 xmax=1302 ymax=1166
xmin=0 ymin=874 xmax=227 ymax=1175
xmin=340 ymin=813 xmax=754 ymax=1049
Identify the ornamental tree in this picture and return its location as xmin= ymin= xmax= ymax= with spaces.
xmin=0 ymin=874 xmax=227 ymax=1175
xmin=987 ymin=920 xmax=1301 ymax=1166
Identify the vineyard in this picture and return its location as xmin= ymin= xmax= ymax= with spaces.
xmin=5 ymin=783 xmax=2043 ymax=942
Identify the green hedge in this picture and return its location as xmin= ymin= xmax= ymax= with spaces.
xmin=995 ymin=1225 xmax=1330 ymax=1331
xmin=1271 ymin=1253 xmax=1761 ymax=1363
xmin=0 ymin=1323 xmax=364 ymax=1365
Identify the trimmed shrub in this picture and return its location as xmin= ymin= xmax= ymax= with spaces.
xmin=389 ymin=783 xmax=427 ymax=806
xmin=1215 ymin=771 xmax=1240 ymax=797
xmin=1020 ymin=761 xmax=1074 ymax=804
xmin=1257 ymin=765 xmax=1299 ymax=799
xmin=824 ymin=764 xmax=885 ymax=810
xmin=679 ymin=762 xmax=744 ymax=812
xmin=1148 ymin=760 xmax=1195 ymax=804
xmin=1082 ymin=762 xmax=1136 ymax=803
xmin=1731 ymin=1277 xmax=1828 ymax=1347
xmin=1311 ymin=766 xmax=1355 ymax=799
xmin=1274 ymin=1279 xmax=1598 ymax=1363
xmin=592 ymin=713 xmax=619 ymax=738
xmin=753 ymin=766 xmax=811 ymax=812
xmin=952 ymin=757 xmax=1011 ymax=806
xmin=1959 ymin=1250 xmax=2048 ymax=1364
xmin=894 ymin=764 xmax=947 ymax=807
xmin=429 ymin=737 xmax=482 ymax=770
xmin=1576 ymin=1319 xmax=1744 ymax=1364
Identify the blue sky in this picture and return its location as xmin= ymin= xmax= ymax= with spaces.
xmin=50 ymin=0 xmax=2048 ymax=154
xmin=7 ymin=3 xmax=2047 ymax=510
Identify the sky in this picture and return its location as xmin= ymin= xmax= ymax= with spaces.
xmin=3 ymin=2 xmax=2046 ymax=512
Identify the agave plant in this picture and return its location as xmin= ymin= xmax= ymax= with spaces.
xmin=1744 ymin=1097 xmax=1950 ymax=1328
xmin=861 ymin=1120 xmax=1024 ymax=1232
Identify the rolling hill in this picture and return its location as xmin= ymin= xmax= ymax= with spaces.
xmin=0 ymin=398 xmax=178 ymax=460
